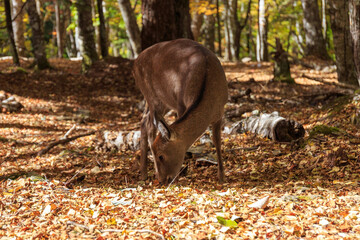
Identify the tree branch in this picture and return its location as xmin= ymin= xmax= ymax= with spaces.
xmin=37 ymin=131 xmax=95 ymax=156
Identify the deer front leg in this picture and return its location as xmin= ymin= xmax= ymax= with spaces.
xmin=139 ymin=109 xmax=158 ymax=180
xmin=212 ymin=119 xmax=225 ymax=183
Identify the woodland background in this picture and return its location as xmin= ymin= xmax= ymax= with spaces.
xmin=0 ymin=0 xmax=360 ymax=239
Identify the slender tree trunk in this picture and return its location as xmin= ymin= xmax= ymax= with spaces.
xmin=301 ymin=0 xmax=329 ymax=59
xmin=235 ymin=0 xmax=251 ymax=60
xmin=191 ymin=0 xmax=203 ymax=41
xmin=322 ymin=0 xmax=327 ymax=40
xmin=247 ymin=14 xmax=253 ymax=58
xmin=204 ymin=5 xmax=215 ymax=52
xmin=5 ymin=0 xmax=20 ymax=65
xmin=11 ymin=0 xmax=26 ymax=56
xmin=216 ymin=0 xmax=222 ymax=57
xmin=91 ymin=0 xmax=101 ymax=55
xmin=55 ymin=0 xmax=64 ymax=58
xmin=257 ymin=0 xmax=268 ymax=62
xmin=141 ymin=0 xmax=176 ymax=50
xmin=174 ymin=0 xmax=193 ymax=39
xmin=26 ymin=0 xmax=50 ymax=69
xmin=223 ymin=0 xmax=236 ymax=60
xmin=75 ymin=0 xmax=98 ymax=71
xmin=328 ymin=0 xmax=358 ymax=86
xmin=349 ymin=0 xmax=360 ymax=86
xmin=97 ymin=0 xmax=108 ymax=58
xmin=118 ymin=0 xmax=141 ymax=57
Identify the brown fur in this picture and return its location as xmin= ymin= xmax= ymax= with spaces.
xmin=133 ymin=39 xmax=228 ymax=183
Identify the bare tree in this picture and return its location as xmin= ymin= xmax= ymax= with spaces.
xmin=257 ymin=0 xmax=268 ymax=62
xmin=97 ymin=0 xmax=108 ymax=58
xmin=204 ymin=0 xmax=215 ymax=52
xmin=191 ymin=0 xmax=203 ymax=41
xmin=349 ymin=0 xmax=360 ymax=86
xmin=223 ymin=0 xmax=251 ymax=61
xmin=55 ymin=0 xmax=70 ymax=58
xmin=300 ymin=0 xmax=329 ymax=59
xmin=11 ymin=0 xmax=26 ymax=56
xmin=328 ymin=0 xmax=358 ymax=86
xmin=141 ymin=0 xmax=176 ymax=50
xmin=75 ymin=0 xmax=99 ymax=71
xmin=118 ymin=0 xmax=141 ymax=57
xmin=5 ymin=0 xmax=19 ymax=65
xmin=216 ymin=0 xmax=222 ymax=57
xmin=174 ymin=0 xmax=193 ymax=39
xmin=26 ymin=0 xmax=50 ymax=69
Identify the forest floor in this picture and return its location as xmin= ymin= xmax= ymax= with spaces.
xmin=0 ymin=57 xmax=359 ymax=239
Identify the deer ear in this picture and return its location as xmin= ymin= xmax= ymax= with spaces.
xmin=157 ymin=119 xmax=172 ymax=141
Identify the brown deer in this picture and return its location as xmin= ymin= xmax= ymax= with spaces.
xmin=133 ymin=39 xmax=228 ymax=183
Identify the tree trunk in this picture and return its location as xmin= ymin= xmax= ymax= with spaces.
xmin=97 ymin=0 xmax=108 ymax=58
xmin=92 ymin=0 xmax=101 ymax=55
xmin=235 ymin=0 xmax=251 ymax=60
xmin=55 ymin=0 xmax=64 ymax=58
xmin=223 ymin=0 xmax=237 ymax=60
xmin=273 ymin=38 xmax=294 ymax=83
xmin=216 ymin=0 xmax=222 ymax=57
xmin=5 ymin=0 xmax=20 ymax=65
xmin=349 ymin=0 xmax=360 ymax=86
xmin=204 ymin=1 xmax=215 ymax=52
xmin=328 ymin=0 xmax=358 ymax=86
xmin=321 ymin=0 xmax=327 ymax=40
xmin=75 ymin=0 xmax=99 ymax=72
xmin=191 ymin=0 xmax=203 ymax=41
xmin=26 ymin=0 xmax=50 ymax=69
xmin=11 ymin=0 xmax=26 ymax=56
xmin=141 ymin=0 xmax=176 ymax=50
xmin=257 ymin=0 xmax=268 ymax=62
xmin=246 ymin=14 xmax=254 ymax=59
xmin=118 ymin=0 xmax=141 ymax=57
xmin=301 ymin=0 xmax=329 ymax=59
xmin=174 ymin=0 xmax=193 ymax=39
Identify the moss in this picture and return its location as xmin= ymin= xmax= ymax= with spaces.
xmin=15 ymin=67 xmax=28 ymax=74
xmin=309 ymin=125 xmax=340 ymax=138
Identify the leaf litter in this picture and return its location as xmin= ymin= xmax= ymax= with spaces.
xmin=0 ymin=58 xmax=359 ymax=239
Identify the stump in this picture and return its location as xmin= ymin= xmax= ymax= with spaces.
xmin=273 ymin=38 xmax=295 ymax=84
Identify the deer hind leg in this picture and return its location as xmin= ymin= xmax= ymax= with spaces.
xmin=212 ymin=119 xmax=225 ymax=183
xmin=139 ymin=107 xmax=157 ymax=180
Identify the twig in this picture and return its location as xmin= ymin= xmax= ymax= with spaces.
xmin=61 ymin=124 xmax=77 ymax=140
xmin=66 ymin=221 xmax=90 ymax=231
xmin=100 ymin=229 xmax=165 ymax=240
xmin=225 ymin=146 xmax=260 ymax=152
xmin=37 ymin=131 xmax=95 ymax=156
xmin=12 ymin=0 xmax=28 ymax=22
xmin=301 ymin=74 xmax=358 ymax=91
xmin=64 ymin=164 xmax=90 ymax=186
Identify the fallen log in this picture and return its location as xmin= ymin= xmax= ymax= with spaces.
xmin=95 ymin=129 xmax=141 ymax=152
xmin=225 ymin=111 xmax=305 ymax=142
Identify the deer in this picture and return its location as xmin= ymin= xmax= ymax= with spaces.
xmin=133 ymin=39 xmax=228 ymax=184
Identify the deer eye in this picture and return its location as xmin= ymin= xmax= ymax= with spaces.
xmin=158 ymin=155 xmax=165 ymax=162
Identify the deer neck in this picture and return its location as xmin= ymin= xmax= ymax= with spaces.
xmin=171 ymin=110 xmax=210 ymax=151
